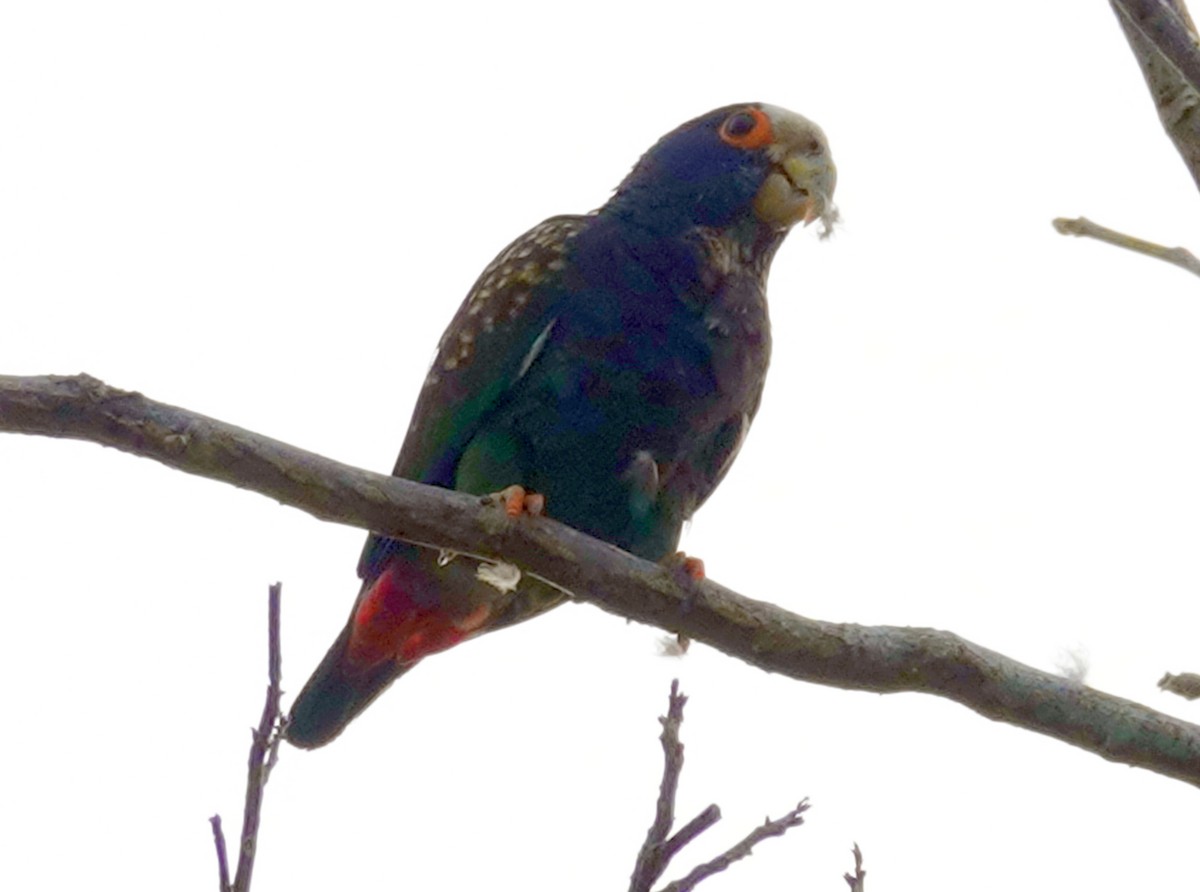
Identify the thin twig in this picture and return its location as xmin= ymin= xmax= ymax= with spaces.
xmin=1159 ymin=671 xmax=1200 ymax=699
xmin=659 ymin=805 xmax=722 ymax=867
xmin=629 ymin=683 xmax=807 ymax=892
xmin=630 ymin=681 xmax=714 ymax=892
xmin=657 ymin=800 xmax=811 ymax=892
xmin=232 ymin=583 xmax=284 ymax=892
xmin=209 ymin=815 xmax=232 ymax=892
xmin=1052 ymin=216 xmax=1200 ymax=277
xmin=844 ymin=843 xmax=866 ymax=892
xmin=209 ymin=583 xmax=284 ymax=892
xmin=4 ymin=374 xmax=1200 ymax=787
xmin=651 ymin=680 xmax=686 ymax=846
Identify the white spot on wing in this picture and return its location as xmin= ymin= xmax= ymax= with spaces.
xmin=517 ymin=318 xmax=557 ymax=380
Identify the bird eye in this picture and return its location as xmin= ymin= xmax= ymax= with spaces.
xmin=718 ymin=108 xmax=772 ymax=149
xmin=725 ymin=113 xmax=756 ymax=137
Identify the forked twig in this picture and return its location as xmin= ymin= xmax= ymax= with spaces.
xmin=844 ymin=843 xmax=867 ymax=891
xmin=657 ymin=801 xmax=811 ymax=892
xmin=628 ymin=681 xmax=809 ymax=892
xmin=629 ymin=681 xmax=717 ymax=891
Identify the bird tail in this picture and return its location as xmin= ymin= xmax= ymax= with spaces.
xmin=285 ymin=544 xmax=568 ymax=749
xmin=284 ymin=620 xmax=413 ymax=749
xmin=284 ymin=548 xmax=491 ymax=749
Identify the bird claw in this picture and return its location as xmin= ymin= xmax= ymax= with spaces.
xmin=666 ymin=551 xmax=705 ymax=581
xmin=486 ymin=484 xmax=545 ymax=518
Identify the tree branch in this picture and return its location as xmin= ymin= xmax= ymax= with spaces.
xmin=658 ymin=806 xmax=722 ymax=875
xmin=1052 ymin=216 xmax=1200 ymax=277
xmin=629 ymin=681 xmax=721 ymax=892
xmin=209 ymin=815 xmax=232 ymax=892
xmin=209 ymin=582 xmax=285 ymax=892
xmin=1111 ymin=0 xmax=1200 ymax=192
xmin=4 ymin=373 xmax=1200 ymax=788
xmin=657 ymin=801 xmax=810 ymax=892
xmin=629 ymin=681 xmax=806 ymax=892
xmin=843 ymin=843 xmax=866 ymax=892
xmin=1159 ymin=671 xmax=1200 ymax=699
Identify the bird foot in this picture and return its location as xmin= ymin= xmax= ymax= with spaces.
xmin=488 ymin=484 xmax=546 ymax=518
xmin=666 ymin=551 xmax=706 ymax=581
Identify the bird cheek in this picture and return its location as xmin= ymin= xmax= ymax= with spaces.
xmin=753 ymin=171 xmax=810 ymax=229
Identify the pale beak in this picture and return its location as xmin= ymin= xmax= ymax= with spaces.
xmin=753 ymin=107 xmax=837 ymax=232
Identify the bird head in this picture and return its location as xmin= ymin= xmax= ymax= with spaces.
xmin=608 ymin=103 xmax=837 ymax=240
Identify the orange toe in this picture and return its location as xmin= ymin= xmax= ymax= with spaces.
xmin=495 ymin=484 xmax=545 ymax=518
xmin=501 ymin=485 xmax=526 ymax=517
xmin=668 ymin=551 xmax=705 ymax=581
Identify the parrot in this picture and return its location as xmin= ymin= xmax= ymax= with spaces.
xmin=285 ymin=103 xmax=836 ymax=748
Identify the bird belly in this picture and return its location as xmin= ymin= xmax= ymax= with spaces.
xmin=461 ymin=298 xmax=768 ymax=561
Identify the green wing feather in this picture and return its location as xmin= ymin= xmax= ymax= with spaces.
xmin=394 ymin=214 xmax=587 ymax=484
xmin=357 ymin=214 xmax=587 ymax=579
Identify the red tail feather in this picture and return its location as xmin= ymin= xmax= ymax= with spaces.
xmin=348 ymin=563 xmax=493 ymax=669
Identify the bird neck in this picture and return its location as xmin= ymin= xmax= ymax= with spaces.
xmin=582 ymin=200 xmax=783 ymax=301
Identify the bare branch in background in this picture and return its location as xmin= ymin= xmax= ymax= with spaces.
xmin=1159 ymin=671 xmax=1200 ymax=700
xmin=657 ymin=801 xmax=810 ymax=892
xmin=844 ymin=843 xmax=867 ymax=892
xmin=1052 ymin=217 xmax=1200 ymax=277
xmin=209 ymin=583 xmax=285 ymax=892
xmin=4 ymin=373 xmax=1200 ymax=787
xmin=628 ymin=681 xmax=809 ymax=892
xmin=1111 ymin=0 xmax=1200 ymax=190
xmin=208 ymin=815 xmax=232 ymax=892
xmin=629 ymin=681 xmax=720 ymax=892
xmin=1055 ymin=3 xmax=1200 ymax=271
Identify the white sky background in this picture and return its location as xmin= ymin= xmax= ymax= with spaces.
xmin=2 ymin=1 xmax=1199 ymax=889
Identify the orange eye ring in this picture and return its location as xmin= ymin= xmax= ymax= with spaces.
xmin=718 ymin=107 xmax=773 ymax=149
